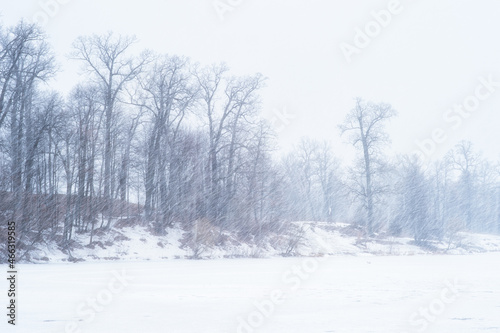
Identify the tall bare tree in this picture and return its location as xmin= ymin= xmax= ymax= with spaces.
xmin=194 ymin=63 xmax=265 ymax=229
xmin=137 ymin=54 xmax=196 ymax=234
xmin=339 ymin=98 xmax=396 ymax=234
xmin=72 ymin=32 xmax=148 ymax=228
xmin=0 ymin=22 xmax=55 ymax=245
xmin=449 ymin=140 xmax=480 ymax=230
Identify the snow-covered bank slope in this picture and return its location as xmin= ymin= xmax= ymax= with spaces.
xmin=25 ymin=221 xmax=500 ymax=263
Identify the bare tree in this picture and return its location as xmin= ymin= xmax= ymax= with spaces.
xmin=297 ymin=139 xmax=320 ymax=221
xmin=66 ymin=85 xmax=104 ymax=243
xmin=244 ymin=121 xmax=276 ymax=236
xmin=71 ymin=32 xmax=149 ymax=228
xmin=0 ymin=22 xmax=55 ymax=248
xmin=137 ymin=54 xmax=196 ymax=234
xmin=339 ymin=98 xmax=396 ymax=234
xmin=396 ymin=155 xmax=434 ymax=243
xmin=194 ymin=63 xmax=265 ymax=230
xmin=313 ymin=141 xmax=343 ymax=222
xmin=1 ymin=22 xmax=54 ymax=128
xmin=475 ymin=160 xmax=498 ymax=233
xmin=449 ymin=141 xmax=481 ymax=230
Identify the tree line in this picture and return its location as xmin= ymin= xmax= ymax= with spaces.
xmin=0 ymin=21 xmax=499 ymax=258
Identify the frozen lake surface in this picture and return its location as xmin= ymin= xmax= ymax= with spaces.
xmin=2 ymin=253 xmax=500 ymax=333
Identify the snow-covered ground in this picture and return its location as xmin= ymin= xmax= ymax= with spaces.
xmin=1 ymin=253 xmax=500 ymax=332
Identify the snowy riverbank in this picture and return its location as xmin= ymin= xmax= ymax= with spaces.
xmin=24 ymin=221 xmax=500 ymax=263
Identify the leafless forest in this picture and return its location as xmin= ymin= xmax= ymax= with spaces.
xmin=1 ymin=21 xmax=499 ymax=261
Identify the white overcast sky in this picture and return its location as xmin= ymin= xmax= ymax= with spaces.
xmin=1 ymin=0 xmax=500 ymax=164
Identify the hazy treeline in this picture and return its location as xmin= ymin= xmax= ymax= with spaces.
xmin=0 ymin=21 xmax=499 ymax=256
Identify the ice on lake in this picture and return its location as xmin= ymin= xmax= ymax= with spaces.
xmin=2 ymin=253 xmax=500 ymax=333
